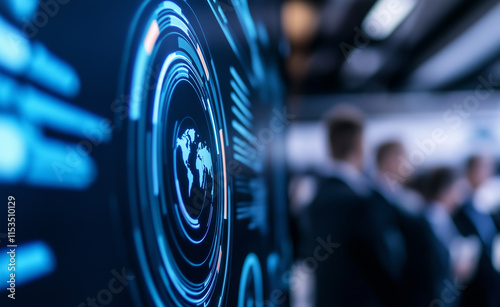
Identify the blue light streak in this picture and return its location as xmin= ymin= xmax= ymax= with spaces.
xmin=238 ymin=253 xmax=263 ymax=307
xmin=0 ymin=241 xmax=56 ymax=288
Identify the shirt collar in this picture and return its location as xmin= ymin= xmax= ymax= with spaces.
xmin=318 ymin=160 xmax=371 ymax=196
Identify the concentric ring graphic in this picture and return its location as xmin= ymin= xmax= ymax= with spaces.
xmin=122 ymin=1 xmax=231 ymax=306
xmin=238 ymin=253 xmax=263 ymax=307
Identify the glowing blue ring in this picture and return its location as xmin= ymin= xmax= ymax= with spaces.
xmin=123 ymin=1 xmax=231 ymax=306
xmin=238 ymin=253 xmax=264 ymax=307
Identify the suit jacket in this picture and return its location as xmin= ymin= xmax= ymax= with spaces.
xmin=375 ymin=183 xmax=454 ymax=307
xmin=392 ymin=205 xmax=453 ymax=307
xmin=305 ymin=176 xmax=406 ymax=307
xmin=453 ymin=201 xmax=500 ymax=307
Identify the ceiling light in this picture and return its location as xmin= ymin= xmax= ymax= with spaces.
xmin=407 ymin=2 xmax=500 ymax=90
xmin=362 ymin=0 xmax=418 ymax=40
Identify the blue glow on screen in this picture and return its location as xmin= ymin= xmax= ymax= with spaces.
xmin=0 ymin=241 xmax=56 ymax=288
xmin=28 ymin=43 xmax=81 ymax=98
xmin=238 ymin=253 xmax=263 ymax=307
xmin=0 ymin=0 xmax=288 ymax=305
xmin=0 ymin=0 xmax=38 ymax=21
xmin=0 ymin=117 xmax=28 ymax=182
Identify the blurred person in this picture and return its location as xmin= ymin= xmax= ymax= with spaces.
xmin=374 ymin=141 xmax=450 ymax=306
xmin=452 ymin=155 xmax=500 ymax=307
xmin=423 ymin=167 xmax=482 ymax=306
xmin=465 ymin=155 xmax=496 ymax=191
xmin=494 ymin=209 xmax=500 ymax=233
xmin=374 ymin=141 xmax=425 ymax=213
xmin=304 ymin=106 xmax=407 ymax=307
xmin=288 ymin=175 xmax=319 ymax=307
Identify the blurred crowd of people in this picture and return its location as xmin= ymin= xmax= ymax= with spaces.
xmin=290 ymin=106 xmax=500 ymax=307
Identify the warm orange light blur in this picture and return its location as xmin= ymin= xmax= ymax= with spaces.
xmin=282 ymin=1 xmax=319 ymax=46
xmin=144 ymin=20 xmax=160 ymax=55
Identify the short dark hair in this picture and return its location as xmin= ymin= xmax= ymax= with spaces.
xmin=327 ymin=116 xmax=363 ymax=160
xmin=466 ymin=155 xmax=481 ymax=174
xmin=423 ymin=167 xmax=458 ymax=201
xmin=376 ymin=141 xmax=403 ymax=168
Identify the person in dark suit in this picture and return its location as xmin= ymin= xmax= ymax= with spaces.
xmin=421 ymin=167 xmax=477 ymax=307
xmin=373 ymin=141 xmax=425 ymax=212
xmin=494 ymin=209 xmax=500 ymax=233
xmin=374 ymin=141 xmax=451 ymax=307
xmin=453 ymin=155 xmax=500 ymax=307
xmin=305 ymin=107 xmax=407 ymax=307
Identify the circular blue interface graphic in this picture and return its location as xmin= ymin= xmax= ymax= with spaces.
xmin=122 ymin=1 xmax=231 ymax=306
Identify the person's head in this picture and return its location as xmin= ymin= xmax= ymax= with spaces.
xmin=326 ymin=105 xmax=364 ymax=170
xmin=376 ymin=141 xmax=406 ymax=184
xmin=466 ymin=154 xmax=495 ymax=190
xmin=424 ymin=167 xmax=465 ymax=214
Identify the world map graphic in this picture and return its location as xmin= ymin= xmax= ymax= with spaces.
xmin=176 ymin=128 xmax=214 ymax=198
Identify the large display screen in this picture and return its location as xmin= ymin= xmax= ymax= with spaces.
xmin=0 ymin=0 xmax=289 ymax=306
